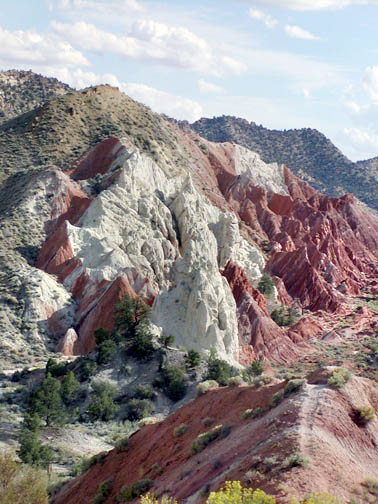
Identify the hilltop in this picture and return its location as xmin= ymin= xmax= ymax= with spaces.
xmin=0 ymin=69 xmax=71 ymax=122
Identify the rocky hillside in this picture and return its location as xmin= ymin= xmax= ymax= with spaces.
xmin=53 ymin=369 xmax=378 ymax=504
xmin=190 ymin=116 xmax=378 ymax=211
xmin=1 ymin=84 xmax=377 ymax=370
xmin=0 ymin=80 xmax=377 ymax=503
xmin=0 ymin=70 xmax=71 ymax=123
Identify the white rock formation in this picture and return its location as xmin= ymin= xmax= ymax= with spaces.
xmin=234 ymin=145 xmax=288 ymax=195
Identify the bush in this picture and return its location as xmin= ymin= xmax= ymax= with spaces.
xmin=190 ymin=425 xmax=231 ymax=456
xmin=241 ymin=407 xmax=266 ymax=420
xmin=355 ymin=405 xmax=375 ymax=425
xmin=128 ymin=325 xmax=155 ymax=360
xmin=79 ymin=359 xmax=97 ymax=381
xmin=185 ymin=350 xmax=201 ymax=369
xmin=257 ymin=275 xmax=275 ymax=296
xmin=327 ymin=368 xmax=351 ymax=388
xmin=115 ymin=437 xmax=129 ymax=452
xmin=282 ymin=452 xmax=310 ymax=469
xmin=270 ymin=389 xmax=284 ymax=408
xmin=29 ymin=373 xmax=66 ymax=426
xmin=92 ymin=479 xmax=113 ymax=504
xmin=87 ymin=382 xmax=119 ymax=421
xmin=97 ymin=339 xmax=117 ymax=365
xmin=94 ymin=328 xmax=110 ymax=346
xmin=206 ymin=481 xmax=275 ymax=504
xmin=0 ymin=450 xmax=49 ymax=504
xmin=117 ymin=479 xmax=153 ymax=502
xmin=126 ymin=399 xmax=154 ymax=421
xmin=141 ymin=494 xmax=177 ymax=504
xmin=173 ymin=423 xmax=188 ymax=438
xmin=284 ymin=379 xmax=306 ymax=396
xmin=61 ymin=371 xmax=80 ymax=404
xmin=45 ymin=358 xmax=66 ymax=377
xmin=207 ymin=358 xmax=232 ymax=386
xmin=160 ymin=366 xmax=187 ymax=401
xmin=133 ymin=385 xmax=156 ymax=400
xmin=196 ymin=380 xmax=219 ymax=395
xmin=159 ymin=334 xmax=175 ymax=348
xmin=228 ymin=376 xmax=243 ymax=387
xmin=18 ymin=429 xmax=53 ymax=469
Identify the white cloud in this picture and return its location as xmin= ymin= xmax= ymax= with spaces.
xmin=363 ymin=66 xmax=378 ymax=101
xmin=249 ymin=8 xmax=278 ymax=28
xmin=45 ymin=67 xmax=203 ymax=121
xmin=246 ymin=0 xmax=378 ymax=10
xmin=343 ymin=127 xmax=378 ymax=150
xmin=51 ymin=20 xmax=246 ymax=76
xmin=284 ymin=24 xmax=319 ymax=40
xmin=0 ymin=27 xmax=88 ymax=69
xmin=198 ymin=79 xmax=225 ymax=94
xmin=48 ymin=0 xmax=143 ymax=13
xmin=121 ymin=82 xmax=203 ymax=121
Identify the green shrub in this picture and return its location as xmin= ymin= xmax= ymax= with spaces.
xmin=355 ymin=405 xmax=375 ymax=425
xmin=79 ymin=359 xmax=97 ymax=381
xmin=185 ymin=350 xmax=201 ymax=369
xmin=94 ymin=328 xmax=110 ymax=346
xmin=241 ymin=407 xmax=266 ymax=420
xmin=115 ymin=437 xmax=129 ymax=452
xmin=228 ymin=376 xmax=243 ymax=387
xmin=92 ymin=479 xmax=113 ymax=504
xmin=87 ymin=382 xmax=119 ymax=421
xmin=207 ymin=358 xmax=232 ymax=386
xmin=133 ymin=385 xmax=156 ymax=400
xmin=128 ymin=325 xmax=155 ymax=360
xmin=257 ymin=275 xmax=275 ymax=296
xmin=97 ymin=339 xmax=117 ymax=365
xmin=270 ymin=389 xmax=284 ymax=408
xmin=0 ymin=450 xmax=48 ymax=504
xmin=327 ymin=368 xmax=351 ymax=388
xmin=117 ymin=479 xmax=153 ymax=502
xmin=81 ymin=451 xmax=108 ymax=472
xmin=173 ymin=423 xmax=188 ymax=438
xmin=159 ymin=334 xmax=175 ymax=348
xmin=190 ymin=425 xmax=231 ymax=456
xmin=284 ymin=379 xmax=306 ymax=396
xmin=196 ymin=380 xmax=219 ymax=395
xmin=160 ymin=366 xmax=187 ymax=401
xmin=282 ymin=452 xmax=310 ymax=469
xmin=126 ymin=399 xmax=154 ymax=421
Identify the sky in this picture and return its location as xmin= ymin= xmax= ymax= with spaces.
xmin=1 ymin=0 xmax=378 ymax=161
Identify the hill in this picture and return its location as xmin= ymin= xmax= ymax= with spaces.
xmin=190 ymin=116 xmax=378 ymax=211
xmin=0 ymin=69 xmax=71 ymax=122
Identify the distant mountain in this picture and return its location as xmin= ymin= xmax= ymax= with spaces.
xmin=191 ymin=116 xmax=378 ymax=211
xmin=0 ymin=69 xmax=71 ymax=122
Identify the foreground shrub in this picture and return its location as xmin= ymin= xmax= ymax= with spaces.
xmin=207 ymin=358 xmax=232 ymax=386
xmin=173 ymin=423 xmax=188 ymax=438
xmin=191 ymin=425 xmax=231 ymax=456
xmin=327 ymin=368 xmax=351 ymax=388
xmin=241 ymin=407 xmax=266 ymax=420
xmin=115 ymin=437 xmax=129 ymax=452
xmin=206 ymin=480 xmax=275 ymax=504
xmin=117 ymin=479 xmax=153 ymax=502
xmin=92 ymin=479 xmax=113 ymax=504
xmin=355 ymin=405 xmax=375 ymax=425
xmin=0 ymin=450 xmax=48 ymax=504
xmin=196 ymin=380 xmax=219 ymax=396
xmin=282 ymin=452 xmax=310 ymax=469
xmin=160 ymin=366 xmax=187 ymax=401
xmin=141 ymin=494 xmax=177 ymax=504
xmin=284 ymin=379 xmax=306 ymax=395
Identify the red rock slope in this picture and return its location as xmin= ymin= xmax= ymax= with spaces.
xmin=52 ymin=372 xmax=378 ymax=504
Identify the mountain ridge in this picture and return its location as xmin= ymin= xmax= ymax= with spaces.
xmin=190 ymin=115 xmax=378 ymax=211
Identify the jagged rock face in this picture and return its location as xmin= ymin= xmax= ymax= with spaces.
xmin=53 ymin=373 xmax=378 ymax=504
xmin=37 ymin=139 xmax=267 ymax=364
xmin=205 ymin=145 xmax=378 ymax=313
